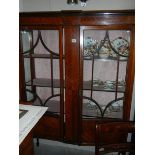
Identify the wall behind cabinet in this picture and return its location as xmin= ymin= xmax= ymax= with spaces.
xmin=19 ymin=0 xmax=135 ymax=12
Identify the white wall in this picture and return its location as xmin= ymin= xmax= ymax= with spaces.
xmin=19 ymin=0 xmax=135 ymax=12
xmin=20 ymin=0 xmax=51 ymax=12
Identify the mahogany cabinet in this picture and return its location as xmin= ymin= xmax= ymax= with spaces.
xmin=19 ymin=10 xmax=135 ymax=145
xmin=19 ymin=131 xmax=34 ymax=155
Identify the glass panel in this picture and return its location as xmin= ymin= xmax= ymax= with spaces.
xmin=20 ymin=31 xmax=33 ymax=100
xmin=21 ymin=31 xmax=32 ymax=52
xmin=33 ymin=30 xmax=61 ymax=113
xmin=83 ymin=30 xmax=130 ymax=59
xmin=33 ymin=30 xmax=59 ymax=55
xmin=82 ymin=29 xmax=130 ymax=119
xmin=20 ymin=29 xmax=64 ymax=115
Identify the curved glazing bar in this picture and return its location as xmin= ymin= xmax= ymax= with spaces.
xmin=25 ymin=89 xmax=43 ymax=106
xmin=82 ymin=96 xmax=103 ymax=118
xmin=21 ymin=30 xmax=40 ymax=55
xmin=95 ymin=31 xmax=109 ymax=56
xmin=39 ymin=31 xmax=59 ymax=56
xmin=43 ymin=94 xmax=61 ymax=115
xmin=83 ymin=30 xmax=130 ymax=59
xmin=102 ymin=97 xmax=124 ymax=118
xmin=43 ymin=94 xmax=61 ymax=106
xmin=21 ymin=30 xmax=60 ymax=56
xmin=107 ymin=31 xmax=130 ymax=58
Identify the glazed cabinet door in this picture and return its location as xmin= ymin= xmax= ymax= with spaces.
xmin=79 ymin=26 xmax=135 ymax=144
xmin=19 ymin=26 xmax=65 ymax=141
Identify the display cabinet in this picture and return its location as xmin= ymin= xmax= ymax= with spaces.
xmin=19 ymin=10 xmax=135 ymax=145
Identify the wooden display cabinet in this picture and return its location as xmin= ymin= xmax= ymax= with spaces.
xmin=19 ymin=132 xmax=34 ymax=155
xmin=19 ymin=10 xmax=135 ymax=145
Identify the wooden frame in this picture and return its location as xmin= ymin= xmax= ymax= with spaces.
xmin=95 ymin=121 xmax=135 ymax=155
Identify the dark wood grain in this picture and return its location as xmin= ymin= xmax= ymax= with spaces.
xmin=20 ymin=10 xmax=134 ymax=26
xmin=81 ymin=119 xmax=96 ymax=145
xmin=123 ymin=26 xmax=135 ymax=120
xmin=33 ymin=114 xmax=61 ymax=141
xmin=64 ymin=26 xmax=80 ymax=143
xmin=19 ymin=131 xmax=34 ymax=155
xmin=95 ymin=121 xmax=135 ymax=155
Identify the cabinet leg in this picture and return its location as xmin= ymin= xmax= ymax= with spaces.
xmin=36 ymin=138 xmax=39 ymax=146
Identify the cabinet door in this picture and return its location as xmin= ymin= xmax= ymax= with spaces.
xmin=19 ymin=27 xmax=65 ymax=140
xmin=79 ymin=26 xmax=135 ymax=144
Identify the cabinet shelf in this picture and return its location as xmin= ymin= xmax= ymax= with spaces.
xmin=24 ymin=54 xmax=61 ymax=59
xmin=23 ymin=54 xmax=127 ymax=62
xmin=83 ymin=81 xmax=125 ymax=93
xmin=26 ymin=78 xmax=61 ymax=87
xmin=26 ymin=79 xmax=125 ymax=93
xmin=83 ymin=56 xmax=128 ymax=62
